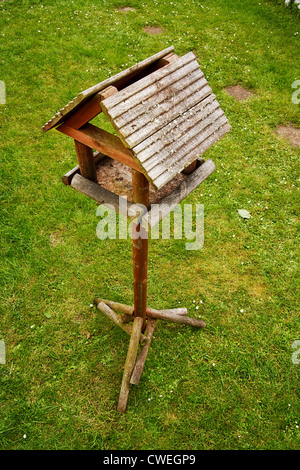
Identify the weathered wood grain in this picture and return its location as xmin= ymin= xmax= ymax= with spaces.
xmin=147 ymin=108 xmax=225 ymax=181
xmin=97 ymin=297 xmax=206 ymax=328
xmin=130 ymin=317 xmax=156 ymax=385
xmin=101 ymin=56 xmax=212 ymax=151
xmin=134 ymin=94 xmax=217 ymax=164
xmin=132 ymin=170 xmax=150 ymax=331
xmin=144 ymin=310 xmax=206 ymax=328
xmin=118 ymin=316 xmax=144 ymax=413
xmin=101 ymin=52 xmax=196 ymax=113
xmin=111 ymin=67 xmax=203 ymax=131
xmin=155 ymin=120 xmax=230 ymax=189
xmin=100 ymin=51 xmax=230 ymax=189
xmin=64 ymin=93 xmax=102 ymax=130
xmin=103 ymin=59 xmax=201 ymax=124
xmin=152 ymin=119 xmax=230 ymax=189
xmin=117 ymin=78 xmax=210 ymax=148
xmin=64 ymin=86 xmax=118 ymax=130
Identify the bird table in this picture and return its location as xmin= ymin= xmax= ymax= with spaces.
xmin=42 ymin=46 xmax=231 ymax=412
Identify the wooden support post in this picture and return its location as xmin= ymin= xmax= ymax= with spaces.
xmin=118 ymin=316 xmax=143 ymax=413
xmin=62 ymin=151 xmax=106 ymax=186
xmin=74 ymin=140 xmax=97 ymax=182
xmin=132 ymin=170 xmax=150 ymax=331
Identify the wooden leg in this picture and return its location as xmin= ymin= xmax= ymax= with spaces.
xmin=93 ymin=298 xmax=188 ymax=317
xmin=74 ymin=140 xmax=97 ymax=182
xmin=118 ymin=316 xmax=143 ymax=413
xmin=130 ymin=318 xmax=156 ymax=385
xmin=132 ymin=171 xmax=150 ymax=331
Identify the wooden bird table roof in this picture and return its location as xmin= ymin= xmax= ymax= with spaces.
xmin=101 ymin=51 xmax=230 ymax=189
xmin=43 ymin=46 xmax=230 ymax=192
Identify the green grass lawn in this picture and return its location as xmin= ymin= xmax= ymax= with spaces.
xmin=0 ymin=0 xmax=299 ymax=450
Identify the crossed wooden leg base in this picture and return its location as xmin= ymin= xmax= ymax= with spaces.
xmin=94 ymin=297 xmax=206 ymax=413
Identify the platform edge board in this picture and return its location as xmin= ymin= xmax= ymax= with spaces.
xmin=142 ymin=158 xmax=216 ymax=229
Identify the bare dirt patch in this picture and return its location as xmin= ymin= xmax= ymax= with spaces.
xmin=96 ymin=156 xmax=187 ymax=204
xmin=225 ymin=85 xmax=254 ymax=101
xmin=118 ymin=7 xmax=136 ymax=12
xmin=143 ymin=26 xmax=163 ymax=35
xmin=275 ymin=125 xmax=300 ymax=148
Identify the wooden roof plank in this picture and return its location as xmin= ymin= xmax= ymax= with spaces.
xmin=133 ymin=93 xmax=216 ymax=156
xmin=153 ymin=121 xmax=231 ymax=189
xmin=141 ymin=101 xmax=222 ymax=172
xmin=121 ymin=83 xmax=212 ymax=148
xmin=103 ymin=55 xmax=199 ymax=122
xmin=101 ymin=52 xmax=195 ymax=113
xmin=112 ymin=67 xmax=203 ymax=131
xmin=100 ymin=48 xmax=230 ymax=189
xmin=148 ymin=110 xmax=226 ymax=180
xmin=148 ymin=108 xmax=226 ymax=180
xmin=135 ymin=95 xmax=217 ymax=164
xmin=117 ymin=73 xmax=207 ymax=140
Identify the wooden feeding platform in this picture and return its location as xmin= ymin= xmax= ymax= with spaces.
xmin=42 ymin=46 xmax=231 ymax=412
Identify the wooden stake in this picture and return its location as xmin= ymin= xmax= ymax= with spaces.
xmin=132 ymin=170 xmax=150 ymax=331
xmin=93 ymin=298 xmax=188 ymax=317
xmin=118 ymin=317 xmax=143 ymax=413
xmin=145 ymin=310 xmax=206 ymax=328
xmin=130 ymin=318 xmax=156 ymax=385
xmin=94 ymin=298 xmax=203 ymax=326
